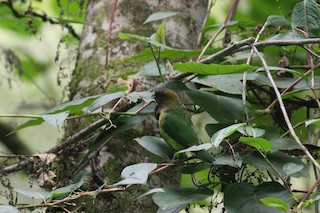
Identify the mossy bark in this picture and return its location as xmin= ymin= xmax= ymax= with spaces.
xmin=61 ymin=0 xmax=208 ymax=212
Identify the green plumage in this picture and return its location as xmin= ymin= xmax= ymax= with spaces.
xmin=154 ymin=87 xmax=213 ymax=162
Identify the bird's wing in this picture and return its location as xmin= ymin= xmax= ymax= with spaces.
xmin=159 ymin=108 xmax=200 ymax=149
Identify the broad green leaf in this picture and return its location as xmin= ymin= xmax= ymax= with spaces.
xmin=0 ymin=205 xmax=18 ymax=213
xmin=173 ymin=62 xmax=256 ymax=75
xmin=270 ymin=137 xmax=299 ymax=151
xmin=126 ymin=91 xmax=153 ymax=103
xmin=135 ymin=136 xmax=173 ymax=157
xmin=114 ymin=163 xmax=157 ymax=186
xmin=268 ymin=31 xmax=305 ymax=40
xmin=51 ymin=181 xmax=84 ymax=198
xmin=138 ymin=60 xmax=165 ymax=76
xmin=187 ymin=90 xmax=245 ymax=123
xmin=213 ymin=154 xmax=242 ymax=168
xmin=41 ymin=111 xmax=69 ymax=129
xmin=46 ymin=94 xmax=103 ymax=114
xmin=152 ymin=188 xmax=213 ymax=211
xmin=291 ymin=0 xmax=320 ymax=37
xmin=14 ymin=188 xmax=51 ymax=200
xmin=181 ymin=164 xmax=211 ymax=174
xmin=10 ymin=118 xmax=44 ymax=134
xmin=87 ymin=92 xmax=125 ymax=113
xmin=239 ymin=137 xmax=272 ymax=152
xmin=243 ymin=151 xmax=309 ymax=178
xmin=193 ymin=75 xmax=243 ymax=95
xmin=224 ymin=182 xmax=292 ymax=213
xmin=282 ymin=162 xmax=304 ymax=176
xmin=156 ymin=204 xmax=188 ymax=213
xmin=176 ymin=143 xmax=213 ymax=154
xmin=137 ymin=188 xmax=165 ymax=199
xmin=305 ymin=118 xmax=320 ymax=127
xmin=144 ymin=11 xmax=179 ymax=24
xmin=85 ymin=103 xmax=155 ymax=160
xmin=119 ymin=32 xmax=172 ymax=50
xmin=133 ymin=48 xmax=221 ymax=60
xmin=260 ymin=197 xmax=289 ymax=212
xmin=237 ymin=125 xmax=265 ymax=137
xmin=155 ymin=23 xmax=166 ymax=44
xmin=211 ymin=123 xmax=245 ymax=147
xmin=266 ymin=16 xmax=290 ymax=27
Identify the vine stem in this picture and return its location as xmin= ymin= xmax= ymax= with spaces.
xmin=252 ymin=45 xmax=320 ymax=173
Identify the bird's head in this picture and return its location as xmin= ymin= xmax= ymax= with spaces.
xmin=153 ymin=87 xmax=180 ymax=105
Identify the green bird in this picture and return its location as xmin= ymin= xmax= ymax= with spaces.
xmin=154 ymin=87 xmax=214 ymax=162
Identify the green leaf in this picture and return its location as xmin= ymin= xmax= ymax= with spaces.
xmin=14 ymin=188 xmax=51 ymax=200
xmin=0 ymin=205 xmax=19 ymax=213
xmin=137 ymin=60 xmax=165 ymax=76
xmin=187 ymin=90 xmax=245 ymax=123
xmin=213 ymin=154 xmax=242 ymax=168
xmin=176 ymin=144 xmax=213 ymax=154
xmin=85 ymin=103 xmax=154 ymax=160
xmin=144 ymin=11 xmax=179 ymax=24
xmin=193 ymin=75 xmax=243 ymax=95
xmin=291 ymin=0 xmax=320 ymax=37
xmin=137 ymin=188 xmax=165 ymax=199
xmin=155 ymin=23 xmax=166 ymax=44
xmin=87 ymin=92 xmax=125 ymax=113
xmin=305 ymin=118 xmax=320 ymax=127
xmin=51 ymin=181 xmax=84 ymax=198
xmin=133 ymin=48 xmax=221 ymax=60
xmin=282 ymin=162 xmax=304 ymax=176
xmin=237 ymin=125 xmax=265 ymax=137
xmin=268 ymin=31 xmax=305 ymax=40
xmin=173 ymin=62 xmax=256 ymax=75
xmin=266 ymin=16 xmax=290 ymax=27
xmin=270 ymin=137 xmax=300 ymax=152
xmin=114 ymin=163 xmax=157 ymax=186
xmin=41 ymin=111 xmax=69 ymax=129
xmin=224 ymin=182 xmax=292 ymax=213
xmin=260 ymin=197 xmax=289 ymax=212
xmin=10 ymin=118 xmax=44 ymax=134
xmin=135 ymin=136 xmax=174 ymax=157
xmin=243 ymin=151 xmax=309 ymax=178
xmin=239 ymin=137 xmax=272 ymax=152
xmin=126 ymin=91 xmax=153 ymax=103
xmin=181 ymin=164 xmax=211 ymax=174
xmin=152 ymin=188 xmax=213 ymax=211
xmin=211 ymin=123 xmax=246 ymax=147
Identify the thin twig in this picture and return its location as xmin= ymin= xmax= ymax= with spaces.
xmin=251 ymin=45 xmax=320 ymax=173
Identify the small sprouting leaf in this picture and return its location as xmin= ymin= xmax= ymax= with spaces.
xmin=282 ymin=162 xmax=304 ymax=176
xmin=41 ymin=111 xmax=69 ymax=129
xmin=239 ymin=137 xmax=272 ymax=152
xmin=126 ymin=91 xmax=153 ymax=103
xmin=87 ymin=92 xmax=125 ymax=113
xmin=237 ymin=125 xmax=265 ymax=138
xmin=152 ymin=188 xmax=213 ymax=211
xmin=155 ymin=23 xmax=166 ymax=44
xmin=113 ymin=163 xmax=157 ymax=186
xmin=176 ymin=143 xmax=213 ymax=154
xmin=211 ymin=123 xmax=246 ymax=147
xmin=305 ymin=118 xmax=320 ymax=127
xmin=144 ymin=11 xmax=179 ymax=24
xmin=260 ymin=197 xmax=289 ymax=212
xmin=266 ymin=15 xmax=290 ymax=27
xmin=135 ymin=136 xmax=173 ymax=157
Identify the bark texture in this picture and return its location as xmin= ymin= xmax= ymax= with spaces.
xmin=62 ymin=0 xmax=208 ymax=212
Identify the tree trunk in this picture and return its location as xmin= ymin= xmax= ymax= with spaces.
xmin=62 ymin=0 xmax=208 ymax=211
